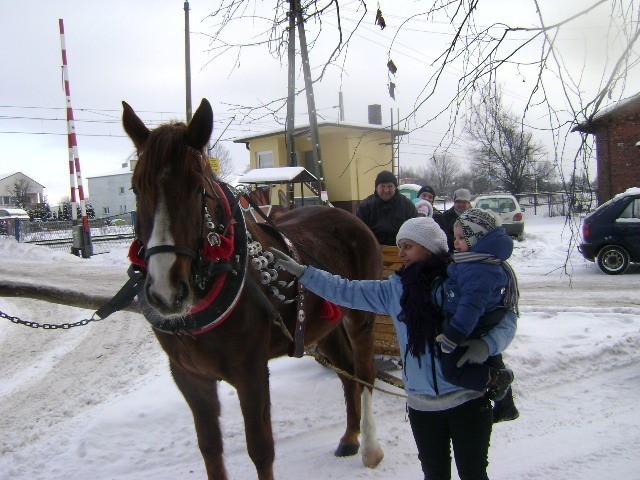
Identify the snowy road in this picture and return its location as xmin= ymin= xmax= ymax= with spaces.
xmin=1 ymin=216 xmax=639 ymax=479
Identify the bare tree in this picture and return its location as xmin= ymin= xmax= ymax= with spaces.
xmin=204 ymin=4 xmax=638 ymax=195
xmin=531 ymin=159 xmax=560 ymax=192
xmin=202 ymin=0 xmax=368 ymax=123
xmin=427 ymin=153 xmax=460 ymax=197
xmin=456 ymin=170 xmax=494 ymax=197
xmin=466 ymin=85 xmax=547 ymax=195
xmin=208 ymin=142 xmax=238 ymax=182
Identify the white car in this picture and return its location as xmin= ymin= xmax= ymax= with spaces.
xmin=473 ymin=194 xmax=525 ymax=241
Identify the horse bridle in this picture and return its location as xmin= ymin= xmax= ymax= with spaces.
xmin=139 ymin=146 xmax=234 ymax=286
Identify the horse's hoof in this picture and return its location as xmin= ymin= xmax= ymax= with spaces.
xmin=362 ymin=447 xmax=384 ymax=468
xmin=334 ymin=443 xmax=359 ymax=457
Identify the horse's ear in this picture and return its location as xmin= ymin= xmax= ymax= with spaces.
xmin=187 ymin=99 xmax=213 ymax=150
xmin=122 ymin=101 xmax=150 ymax=149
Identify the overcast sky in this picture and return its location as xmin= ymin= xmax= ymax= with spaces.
xmin=1 ymin=0 xmax=637 ymax=204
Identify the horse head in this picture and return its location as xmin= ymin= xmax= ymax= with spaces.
xmin=122 ymin=99 xmax=221 ymax=318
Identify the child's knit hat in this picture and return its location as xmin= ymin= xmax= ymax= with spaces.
xmin=396 ymin=217 xmax=448 ymax=254
xmin=415 ymin=200 xmax=434 ymax=218
xmin=456 ymin=208 xmax=502 ymax=249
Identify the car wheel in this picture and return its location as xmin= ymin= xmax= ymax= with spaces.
xmin=596 ymin=245 xmax=630 ymax=275
xmin=516 ymin=232 xmax=525 ymax=242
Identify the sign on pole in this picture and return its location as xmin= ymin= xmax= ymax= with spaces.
xmin=209 ymin=157 xmax=221 ymax=175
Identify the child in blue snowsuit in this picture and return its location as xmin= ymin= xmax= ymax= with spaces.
xmin=436 ymin=208 xmax=519 ymax=402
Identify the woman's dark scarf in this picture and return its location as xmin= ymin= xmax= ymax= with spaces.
xmin=396 ymin=254 xmax=450 ymax=365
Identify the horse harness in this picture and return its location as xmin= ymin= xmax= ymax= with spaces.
xmin=98 ymin=147 xmax=310 ymax=356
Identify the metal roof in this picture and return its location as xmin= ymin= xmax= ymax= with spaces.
xmin=233 ymin=121 xmax=409 ymax=143
xmin=236 ymin=167 xmax=318 ymax=184
xmin=0 ymin=208 xmax=30 ymax=219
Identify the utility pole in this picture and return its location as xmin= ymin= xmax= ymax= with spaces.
xmin=295 ymin=0 xmax=328 ymax=205
xmin=286 ymin=0 xmax=297 ymax=209
xmin=184 ymin=1 xmax=193 ymax=122
xmin=390 ymin=108 xmax=397 ymax=178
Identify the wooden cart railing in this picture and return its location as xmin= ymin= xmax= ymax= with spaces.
xmin=373 ymin=246 xmax=402 ymax=356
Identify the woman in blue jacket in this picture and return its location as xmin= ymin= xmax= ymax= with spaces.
xmin=271 ymin=216 xmax=516 ymax=480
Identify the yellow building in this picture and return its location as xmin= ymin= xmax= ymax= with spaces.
xmin=233 ymin=119 xmax=408 ymax=213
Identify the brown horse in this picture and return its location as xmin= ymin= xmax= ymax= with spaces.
xmin=122 ymin=98 xmax=385 ymax=480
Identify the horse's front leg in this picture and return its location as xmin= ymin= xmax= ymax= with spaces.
xmin=233 ymin=361 xmax=275 ymax=480
xmin=169 ymin=361 xmax=228 ymax=480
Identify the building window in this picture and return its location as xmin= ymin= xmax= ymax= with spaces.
xmin=103 ymin=207 xmax=110 ymax=214
xmin=257 ymin=150 xmax=274 ymax=168
xmin=119 ymin=186 xmax=125 ymax=194
xmin=120 ymin=205 xmax=127 ymax=213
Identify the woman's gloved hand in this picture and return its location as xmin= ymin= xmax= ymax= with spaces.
xmin=270 ymin=247 xmax=306 ymax=278
xmin=456 ymin=339 xmax=490 ymax=367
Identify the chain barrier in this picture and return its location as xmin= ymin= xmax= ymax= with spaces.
xmin=1 ymin=304 xmax=406 ymax=395
xmin=0 ymin=309 xmax=102 ymax=330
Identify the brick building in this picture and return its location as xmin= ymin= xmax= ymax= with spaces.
xmin=573 ymin=93 xmax=640 ymax=204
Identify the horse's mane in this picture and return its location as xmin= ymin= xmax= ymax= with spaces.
xmin=135 ymin=123 xmax=198 ymax=201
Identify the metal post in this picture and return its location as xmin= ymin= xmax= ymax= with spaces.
xmin=295 ymin=1 xmax=328 ymax=204
xmin=395 ymin=107 xmax=400 ymax=179
xmin=390 ymin=108 xmax=396 ymax=177
xmin=286 ymin=0 xmax=297 ymax=209
xmin=184 ymin=1 xmax=193 ymax=123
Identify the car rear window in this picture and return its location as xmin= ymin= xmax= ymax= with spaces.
xmin=618 ymin=198 xmax=640 ymax=220
xmin=476 ymin=198 xmax=517 ymax=213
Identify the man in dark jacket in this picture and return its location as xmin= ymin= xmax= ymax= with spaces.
xmin=435 ymin=188 xmax=472 ymax=252
xmin=355 ymin=170 xmax=417 ymax=245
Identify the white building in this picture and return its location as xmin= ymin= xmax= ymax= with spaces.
xmin=0 ymin=172 xmax=45 ymax=206
xmin=87 ymin=161 xmax=136 ymax=218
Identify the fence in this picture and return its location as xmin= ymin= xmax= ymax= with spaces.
xmin=0 ymin=212 xmax=136 ymax=255
xmin=436 ymin=190 xmax=598 ymax=217
xmin=2 ymin=190 xmax=597 ymax=254
xmin=514 ymin=190 xmax=598 ymax=217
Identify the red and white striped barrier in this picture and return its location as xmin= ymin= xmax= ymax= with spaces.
xmin=59 ymin=18 xmax=89 ymax=234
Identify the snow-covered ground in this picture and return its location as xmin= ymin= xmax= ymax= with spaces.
xmin=1 ymin=215 xmax=639 ymax=480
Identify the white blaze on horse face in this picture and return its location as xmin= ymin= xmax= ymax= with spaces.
xmin=147 ymin=190 xmax=178 ymax=305
xmin=360 ymin=388 xmax=384 ymax=468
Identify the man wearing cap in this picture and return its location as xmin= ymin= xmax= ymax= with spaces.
xmin=355 ymin=170 xmax=418 ymax=246
xmin=435 ymin=188 xmax=472 ymax=252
